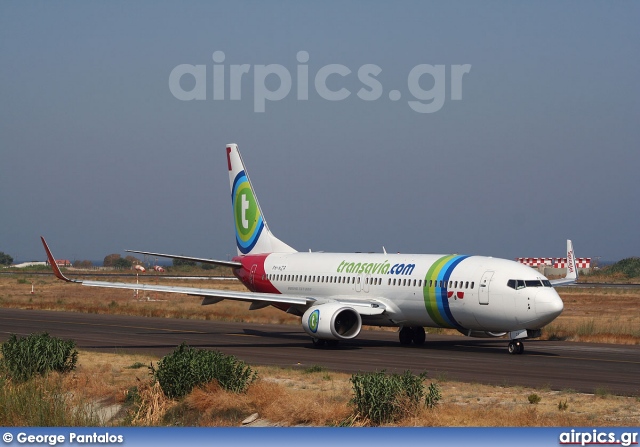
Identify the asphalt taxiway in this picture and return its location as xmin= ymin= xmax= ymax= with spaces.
xmin=0 ymin=308 xmax=637 ymax=396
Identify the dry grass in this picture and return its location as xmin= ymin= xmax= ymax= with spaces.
xmin=0 ymin=275 xmax=298 ymax=325
xmin=545 ymin=288 xmax=640 ymax=344
xmin=177 ymin=378 xmax=351 ymax=426
xmin=13 ymin=351 xmax=635 ymax=427
xmin=91 ymin=353 xmax=640 ymax=427
xmin=129 ymin=382 xmax=171 ymax=426
xmin=60 ymin=351 xmax=158 ymax=402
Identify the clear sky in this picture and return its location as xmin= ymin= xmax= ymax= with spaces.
xmin=1 ymin=1 xmax=638 ymax=264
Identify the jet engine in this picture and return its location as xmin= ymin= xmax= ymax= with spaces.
xmin=302 ymin=303 xmax=362 ymax=341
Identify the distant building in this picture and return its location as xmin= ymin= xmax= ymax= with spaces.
xmin=516 ymin=257 xmax=591 ymax=269
xmin=516 ymin=257 xmax=591 ymax=276
xmin=12 ymin=262 xmax=47 ymax=268
xmin=45 ymin=259 xmax=72 ymax=267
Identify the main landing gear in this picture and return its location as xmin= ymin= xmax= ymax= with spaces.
xmin=399 ymin=326 xmax=426 ymax=346
xmin=311 ymin=338 xmax=339 ymax=348
xmin=508 ymin=340 xmax=524 ymax=355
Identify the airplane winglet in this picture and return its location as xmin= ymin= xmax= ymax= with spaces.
xmin=40 ymin=237 xmax=79 ymax=283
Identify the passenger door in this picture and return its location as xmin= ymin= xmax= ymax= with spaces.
xmin=478 ymin=271 xmax=494 ymax=305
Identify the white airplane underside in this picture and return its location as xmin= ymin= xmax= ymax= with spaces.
xmin=41 ymin=143 xmax=576 ymax=355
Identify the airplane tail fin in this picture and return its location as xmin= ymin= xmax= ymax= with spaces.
xmin=564 ymin=239 xmax=578 ymax=282
xmin=226 ymin=144 xmax=296 ymax=256
xmin=550 ymin=239 xmax=578 ymax=286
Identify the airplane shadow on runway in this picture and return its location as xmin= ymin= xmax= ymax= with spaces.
xmin=82 ymin=328 xmax=560 ymax=357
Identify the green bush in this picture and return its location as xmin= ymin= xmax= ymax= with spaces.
xmin=604 ymin=257 xmax=640 ymax=279
xmin=350 ymin=370 xmax=436 ymax=425
xmin=528 ymin=393 xmax=541 ymax=404
xmin=150 ymin=343 xmax=257 ymax=398
xmin=425 ymin=382 xmax=442 ymax=409
xmin=1 ymin=333 xmax=78 ymax=382
xmin=558 ymin=400 xmax=569 ymax=411
xmin=304 ymin=365 xmax=326 ymax=374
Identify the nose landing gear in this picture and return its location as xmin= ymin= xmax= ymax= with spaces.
xmin=508 ymin=340 xmax=524 ymax=355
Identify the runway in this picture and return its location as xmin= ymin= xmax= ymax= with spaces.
xmin=0 ymin=308 xmax=637 ymax=396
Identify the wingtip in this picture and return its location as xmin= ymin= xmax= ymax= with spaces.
xmin=40 ymin=236 xmax=75 ymax=282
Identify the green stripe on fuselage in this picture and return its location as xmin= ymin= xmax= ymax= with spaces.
xmin=423 ymin=255 xmax=456 ymax=328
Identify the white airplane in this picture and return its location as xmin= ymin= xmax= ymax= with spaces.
xmin=41 ymin=144 xmax=576 ymax=354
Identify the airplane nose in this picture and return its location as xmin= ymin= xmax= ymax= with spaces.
xmin=535 ymin=292 xmax=564 ymax=324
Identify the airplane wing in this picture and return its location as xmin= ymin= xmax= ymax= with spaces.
xmin=550 ymin=239 xmax=579 ymax=287
xmin=125 ymin=250 xmax=241 ymax=269
xmin=40 ymin=237 xmax=386 ymax=315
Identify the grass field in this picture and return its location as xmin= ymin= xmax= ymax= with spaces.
xmin=1 ymin=273 xmax=639 ymax=426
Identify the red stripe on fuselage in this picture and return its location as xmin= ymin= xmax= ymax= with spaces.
xmin=232 ymin=254 xmax=278 ymax=292
xmin=232 ymin=254 xmax=289 ymax=311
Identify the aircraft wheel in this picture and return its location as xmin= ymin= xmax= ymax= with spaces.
xmin=311 ymin=338 xmax=326 ymax=348
xmin=412 ymin=327 xmax=426 ymax=345
xmin=508 ymin=341 xmax=525 ymax=355
xmin=399 ymin=327 xmax=413 ymax=345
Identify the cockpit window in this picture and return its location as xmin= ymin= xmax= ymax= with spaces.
xmin=542 ymin=279 xmax=552 ymax=287
xmin=507 ymin=279 xmax=529 ymax=290
xmin=525 ymin=280 xmax=543 ymax=287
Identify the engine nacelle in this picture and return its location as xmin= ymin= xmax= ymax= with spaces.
xmin=458 ymin=329 xmax=507 ymax=338
xmin=302 ymin=303 xmax=362 ymax=341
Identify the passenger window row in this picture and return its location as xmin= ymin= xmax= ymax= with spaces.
xmin=262 ymin=273 xmax=474 ymax=289
xmin=263 ymin=273 xmax=383 ymax=286
xmin=388 ymin=278 xmax=474 ymax=289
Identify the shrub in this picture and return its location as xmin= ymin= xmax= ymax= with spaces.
xmin=528 ymin=393 xmax=541 ymax=404
xmin=150 ymin=343 xmax=256 ymax=398
xmin=425 ymin=382 xmax=442 ymax=409
xmin=558 ymin=400 xmax=568 ymax=411
xmin=604 ymin=257 xmax=640 ymax=279
xmin=0 ymin=333 xmax=78 ymax=382
xmin=304 ymin=365 xmax=326 ymax=374
xmin=126 ymin=362 xmax=147 ymax=370
xmin=594 ymin=386 xmax=610 ymax=398
xmin=350 ymin=370 xmax=434 ymax=425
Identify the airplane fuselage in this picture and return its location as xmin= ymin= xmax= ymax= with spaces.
xmin=232 ymin=252 xmax=564 ymax=334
